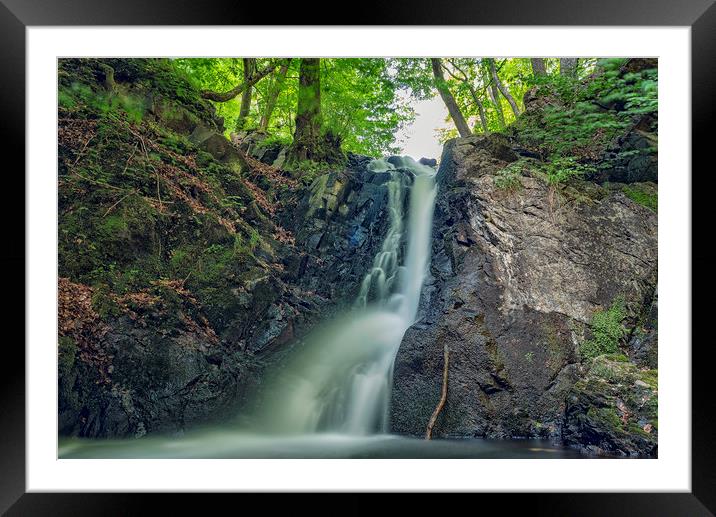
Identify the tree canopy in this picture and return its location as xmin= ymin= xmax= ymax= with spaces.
xmin=170 ymin=57 xmax=656 ymax=167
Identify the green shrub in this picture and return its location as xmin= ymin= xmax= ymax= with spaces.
xmin=59 ymin=81 xmax=146 ymax=123
xmin=91 ymin=284 xmax=123 ymax=319
xmin=256 ymin=134 xmax=291 ymax=149
xmin=517 ymin=59 xmax=657 ymax=163
xmin=580 ymin=296 xmax=627 ymax=360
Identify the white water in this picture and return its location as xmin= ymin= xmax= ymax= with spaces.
xmin=258 ymin=156 xmax=438 ymax=435
xmin=58 ymin=155 xmax=582 ymax=458
xmin=61 ymin=156 xmax=452 ymax=458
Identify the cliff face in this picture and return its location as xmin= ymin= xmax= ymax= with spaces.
xmin=390 ymin=132 xmax=658 ymax=456
xmin=57 ymin=59 xmax=392 ymax=438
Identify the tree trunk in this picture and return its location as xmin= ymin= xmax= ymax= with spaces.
xmin=467 ymin=85 xmax=489 ymax=134
xmin=235 ymin=58 xmax=255 ymax=131
xmin=259 ymin=60 xmax=290 ymax=132
xmin=560 ymin=58 xmax=579 ymax=77
xmin=531 ymin=58 xmax=547 ymax=77
xmin=488 ymin=58 xmax=520 ymax=118
xmin=483 ymin=61 xmax=506 ymax=130
xmin=430 ymin=58 xmax=471 ymax=138
xmin=287 ymin=58 xmax=343 ymax=165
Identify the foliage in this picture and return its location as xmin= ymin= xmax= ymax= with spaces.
xmin=580 ymin=297 xmax=628 ymax=360
xmin=174 ymin=58 xmax=413 ymax=156
xmin=392 ymin=58 xmax=599 ymax=144
xmin=540 ymin=156 xmax=596 ymax=186
xmin=517 ymin=58 xmax=658 ymax=161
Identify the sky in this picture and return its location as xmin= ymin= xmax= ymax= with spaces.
xmin=394 ymin=95 xmax=452 ymax=161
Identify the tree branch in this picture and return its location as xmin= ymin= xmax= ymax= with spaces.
xmin=425 ymin=343 xmax=450 ymax=440
xmin=201 ymin=60 xmax=283 ymax=102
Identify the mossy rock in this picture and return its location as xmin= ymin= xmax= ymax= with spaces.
xmin=563 ymin=356 xmax=657 ymax=456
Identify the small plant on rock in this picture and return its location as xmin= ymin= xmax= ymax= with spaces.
xmin=542 ymin=156 xmax=595 ymax=186
xmin=494 ymin=161 xmax=524 ymax=191
xmin=580 ymin=296 xmax=627 ymax=360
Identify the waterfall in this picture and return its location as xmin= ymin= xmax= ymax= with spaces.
xmin=259 ymin=156 xmax=438 ymax=435
xmin=58 ymin=156 xmax=578 ymax=458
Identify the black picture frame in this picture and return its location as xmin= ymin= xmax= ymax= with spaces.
xmin=3 ymin=0 xmax=714 ymax=513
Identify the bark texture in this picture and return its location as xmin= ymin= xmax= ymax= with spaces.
xmin=259 ymin=60 xmax=290 ymax=132
xmin=560 ymin=58 xmax=579 ymax=77
xmin=531 ymin=58 xmax=547 ymax=77
xmin=431 ymin=58 xmax=472 ymax=138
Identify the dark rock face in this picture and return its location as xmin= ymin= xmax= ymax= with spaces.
xmin=562 ymin=356 xmax=658 ymax=456
xmin=627 ymin=288 xmax=658 ymax=369
xmin=58 ymin=152 xmax=394 ymax=439
xmin=281 ymin=158 xmax=400 ymax=304
xmin=390 ymin=134 xmax=658 ymax=445
xmin=591 ymin=115 xmax=658 ymax=184
xmin=59 ymin=315 xmax=256 ymax=438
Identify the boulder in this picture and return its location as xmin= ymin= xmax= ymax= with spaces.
xmin=190 ymin=126 xmax=246 ymax=172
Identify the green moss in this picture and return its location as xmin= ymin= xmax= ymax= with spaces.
xmin=587 ymin=406 xmax=623 ymax=431
xmin=59 ymin=81 xmax=146 ymax=123
xmin=640 ymin=369 xmax=658 ymax=389
xmin=58 ymin=336 xmax=78 ymax=373
xmin=590 ymin=360 xmax=621 ymax=383
xmin=622 ymin=184 xmax=658 ymax=211
xmin=101 ymin=214 xmax=129 ymax=235
xmin=603 ymin=353 xmax=629 ymax=362
xmin=91 ymin=284 xmax=123 ymax=319
xmin=255 ymin=134 xmax=291 ymax=149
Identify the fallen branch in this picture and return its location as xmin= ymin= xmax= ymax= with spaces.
xmin=102 ymin=192 xmax=132 ymax=217
xmin=425 ymin=343 xmax=450 ymax=440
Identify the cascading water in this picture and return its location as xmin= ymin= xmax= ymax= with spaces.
xmin=58 ymin=155 xmax=577 ymax=458
xmin=258 ymin=156 xmax=438 ymax=435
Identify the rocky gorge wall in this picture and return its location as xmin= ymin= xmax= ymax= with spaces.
xmin=57 ymin=59 xmax=393 ymax=438
xmin=390 ymin=133 xmax=658 ymax=456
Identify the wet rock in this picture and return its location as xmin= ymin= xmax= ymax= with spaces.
xmin=628 ymin=287 xmax=658 ymax=369
xmin=283 ymin=160 xmax=405 ymax=305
